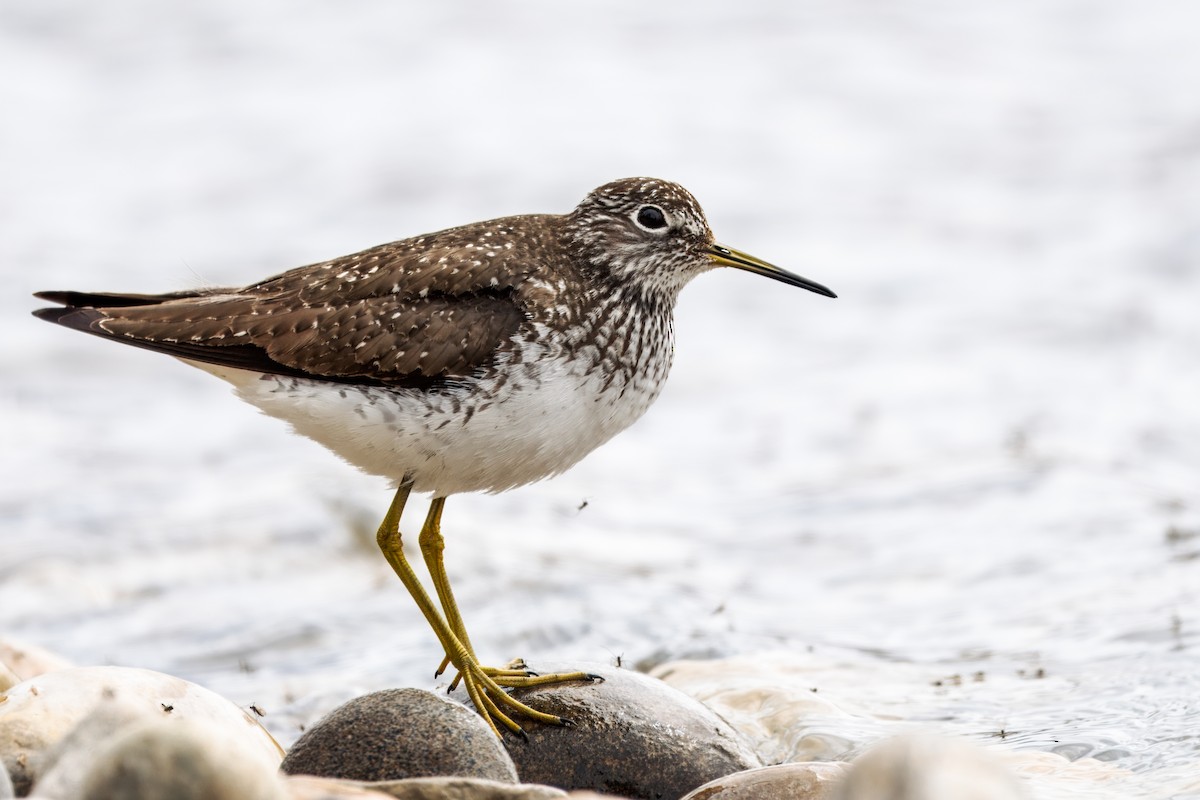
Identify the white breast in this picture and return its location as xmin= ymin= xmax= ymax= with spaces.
xmin=188 ymin=319 xmax=674 ymax=496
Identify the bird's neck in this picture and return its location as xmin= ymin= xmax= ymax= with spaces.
xmin=567 ymin=279 xmax=676 ymax=386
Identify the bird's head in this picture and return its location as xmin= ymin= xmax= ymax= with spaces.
xmin=564 ymin=177 xmax=836 ymax=300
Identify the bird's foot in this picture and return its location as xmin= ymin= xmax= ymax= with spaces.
xmin=454 ymin=657 xmax=569 ymax=737
xmin=436 ymin=655 xmax=535 ymax=684
xmin=441 ymin=654 xmax=603 ymax=737
xmin=492 ymin=663 xmax=604 ymax=688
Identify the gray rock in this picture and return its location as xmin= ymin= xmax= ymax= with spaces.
xmin=680 ymin=762 xmax=848 ymax=800
xmin=283 ymin=774 xmax=400 ymax=798
xmin=283 ymin=774 xmax=567 ymax=799
xmin=482 ymin=663 xmax=762 ymax=800
xmin=357 ymin=776 xmax=566 ymax=800
xmin=282 ymin=688 xmax=517 ymax=784
xmin=75 ymin=718 xmax=286 ymax=800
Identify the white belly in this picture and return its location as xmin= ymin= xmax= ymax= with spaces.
xmin=187 ymin=339 xmax=670 ymax=496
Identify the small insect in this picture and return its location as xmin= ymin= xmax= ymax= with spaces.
xmin=161 ymin=703 xmax=174 ymax=713
xmin=577 ymin=499 xmax=589 ymax=512
xmin=249 ymin=703 xmax=265 ymax=717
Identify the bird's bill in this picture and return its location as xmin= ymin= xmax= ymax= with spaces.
xmin=708 ymin=242 xmax=836 ymax=298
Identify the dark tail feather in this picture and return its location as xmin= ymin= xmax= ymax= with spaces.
xmin=33 ymin=289 xmax=207 ymax=309
xmin=31 ymin=298 xmax=385 ymax=386
xmin=31 ymin=305 xmax=107 ymax=333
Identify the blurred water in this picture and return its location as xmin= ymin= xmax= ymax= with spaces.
xmin=2 ymin=2 xmax=1199 ymax=797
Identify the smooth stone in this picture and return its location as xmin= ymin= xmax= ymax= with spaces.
xmin=0 ymin=666 xmax=283 ymax=795
xmin=0 ymin=640 xmax=73 ymax=687
xmin=30 ymin=699 xmax=153 ymax=798
xmin=836 ymin=734 xmax=1028 ymax=800
xmin=76 ymin=718 xmax=286 ymax=800
xmin=650 ymin=657 xmax=859 ymax=764
xmin=347 ymin=777 xmax=565 ymax=800
xmin=285 ymin=775 xmax=569 ymax=799
xmin=282 ymin=688 xmax=517 ymax=783
xmin=680 ymin=762 xmax=848 ymax=800
xmin=283 ymin=774 xmax=407 ymax=799
xmin=0 ymin=665 xmax=21 ymax=695
xmin=479 ymin=662 xmax=762 ymax=800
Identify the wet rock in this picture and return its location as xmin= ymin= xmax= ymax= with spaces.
xmin=0 ymin=665 xmax=283 ymax=795
xmin=282 ymin=688 xmax=517 ymax=783
xmin=75 ymin=718 xmax=286 ymax=800
xmin=651 ymin=657 xmax=858 ymax=764
xmin=483 ymin=662 xmax=761 ymax=800
xmin=836 ymin=734 xmax=1028 ymax=800
xmin=681 ymin=762 xmax=848 ymax=800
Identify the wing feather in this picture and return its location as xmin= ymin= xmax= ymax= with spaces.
xmin=32 ymin=214 xmax=558 ymax=387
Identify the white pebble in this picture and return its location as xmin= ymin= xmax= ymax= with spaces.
xmin=0 ymin=666 xmax=283 ymax=795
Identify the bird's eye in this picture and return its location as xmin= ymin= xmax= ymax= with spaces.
xmin=634 ymin=205 xmax=668 ymax=231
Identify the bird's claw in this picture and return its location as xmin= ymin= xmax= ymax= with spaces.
xmin=437 ymin=655 xmax=595 ymax=736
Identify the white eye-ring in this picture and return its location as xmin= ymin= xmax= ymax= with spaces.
xmin=633 ymin=205 xmax=669 ymax=232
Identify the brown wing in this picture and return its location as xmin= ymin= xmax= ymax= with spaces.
xmin=33 ymin=216 xmax=551 ymax=387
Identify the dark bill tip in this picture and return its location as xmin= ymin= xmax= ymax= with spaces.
xmin=708 ymin=243 xmax=836 ymax=298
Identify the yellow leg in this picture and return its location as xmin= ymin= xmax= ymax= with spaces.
xmin=376 ymin=484 xmax=593 ymax=736
xmin=419 ymin=499 xmax=539 ymax=685
xmin=374 ymin=483 xmax=466 ymax=673
xmin=418 ymin=498 xmax=476 ymax=664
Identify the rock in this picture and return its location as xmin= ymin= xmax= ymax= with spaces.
xmin=0 ymin=639 xmax=73 ymax=686
xmin=283 ymin=774 xmax=405 ymax=799
xmin=75 ymin=718 xmax=286 ymax=800
xmin=680 ymin=762 xmax=848 ymax=799
xmin=29 ymin=699 xmax=153 ymax=798
xmin=282 ymin=688 xmax=517 ymax=783
xmin=650 ymin=657 xmax=859 ymax=764
xmin=351 ymin=777 xmax=565 ymax=800
xmin=482 ymin=662 xmax=761 ymax=800
xmin=0 ymin=665 xmax=21 ymax=695
xmin=285 ymin=774 xmax=568 ymax=800
xmin=836 ymin=734 xmax=1028 ymax=800
xmin=0 ymin=665 xmax=283 ymax=795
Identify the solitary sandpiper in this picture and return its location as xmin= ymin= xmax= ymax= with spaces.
xmin=33 ymin=177 xmax=835 ymax=736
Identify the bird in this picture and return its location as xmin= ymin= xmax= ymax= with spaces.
xmin=32 ymin=177 xmax=836 ymax=736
